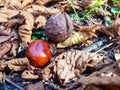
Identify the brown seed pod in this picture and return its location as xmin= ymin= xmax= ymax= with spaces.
xmin=45 ymin=12 xmax=73 ymax=43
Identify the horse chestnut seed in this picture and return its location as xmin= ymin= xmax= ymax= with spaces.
xmin=26 ymin=40 xmax=52 ymax=67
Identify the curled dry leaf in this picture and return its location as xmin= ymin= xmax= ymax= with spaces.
xmin=57 ymin=31 xmax=96 ymax=48
xmin=43 ymin=50 xmax=103 ymax=84
xmin=57 ymin=24 xmax=101 ymax=48
xmin=22 ymin=0 xmax=33 ymax=8
xmin=0 ymin=58 xmax=32 ymax=71
xmin=0 ymin=42 xmax=12 ymax=59
xmin=82 ymin=0 xmax=108 ymax=9
xmin=7 ymin=18 xmax=24 ymax=29
xmin=0 ymin=17 xmax=8 ymax=22
xmin=22 ymin=70 xmax=39 ymax=80
xmin=34 ymin=15 xmax=46 ymax=29
xmin=0 ymin=36 xmax=12 ymax=43
xmin=100 ymin=18 xmax=120 ymax=37
xmin=0 ymin=0 xmax=9 ymax=6
xmin=55 ymin=0 xmax=107 ymax=12
xmin=10 ymin=39 xmax=19 ymax=57
xmin=0 ymin=8 xmax=19 ymax=18
xmin=34 ymin=0 xmax=59 ymax=5
xmin=55 ymin=0 xmax=82 ymax=12
xmin=8 ymin=0 xmax=22 ymax=10
xmin=32 ymin=5 xmax=60 ymax=15
xmin=77 ymin=76 xmax=120 ymax=90
xmin=107 ymin=18 xmax=120 ymax=37
xmin=19 ymin=11 xmax=34 ymax=44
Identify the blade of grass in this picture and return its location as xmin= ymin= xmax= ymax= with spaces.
xmin=68 ymin=0 xmax=80 ymax=20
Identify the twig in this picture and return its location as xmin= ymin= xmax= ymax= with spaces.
xmin=95 ymin=43 xmax=113 ymax=53
xmin=82 ymin=38 xmax=107 ymax=52
xmin=5 ymin=78 xmax=24 ymax=90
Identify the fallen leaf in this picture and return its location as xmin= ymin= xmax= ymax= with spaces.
xmin=0 ymin=58 xmax=33 ymax=71
xmin=57 ymin=31 xmax=95 ymax=48
xmin=19 ymin=11 xmax=34 ymax=44
xmin=0 ymin=42 xmax=12 ymax=59
xmin=34 ymin=15 xmax=46 ymax=29
xmin=22 ymin=0 xmax=33 ymax=8
xmin=22 ymin=70 xmax=39 ymax=80
xmin=32 ymin=4 xmax=60 ymax=15
xmin=34 ymin=0 xmax=59 ymax=5
xmin=8 ymin=0 xmax=22 ymax=10
xmin=42 ymin=50 xmax=103 ymax=84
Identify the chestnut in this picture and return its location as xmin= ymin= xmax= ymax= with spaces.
xmin=26 ymin=40 xmax=52 ymax=67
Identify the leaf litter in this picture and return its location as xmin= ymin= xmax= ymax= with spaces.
xmin=0 ymin=0 xmax=120 ymax=90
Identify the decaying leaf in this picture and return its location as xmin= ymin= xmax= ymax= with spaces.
xmin=34 ymin=0 xmax=59 ymax=5
xmin=0 ymin=16 xmax=8 ymax=22
xmin=0 ymin=42 xmax=12 ymax=59
xmin=22 ymin=0 xmax=33 ymax=8
xmin=0 ymin=0 xmax=9 ymax=6
xmin=100 ymin=18 xmax=120 ymax=37
xmin=0 ymin=36 xmax=12 ymax=44
xmin=8 ymin=0 xmax=22 ymax=10
xmin=55 ymin=0 xmax=82 ymax=12
xmin=32 ymin=5 xmax=60 ymax=15
xmin=57 ymin=23 xmax=101 ymax=48
xmin=0 ymin=8 xmax=19 ymax=18
xmin=77 ymin=76 xmax=120 ymax=90
xmin=57 ymin=31 xmax=97 ymax=48
xmin=42 ymin=50 xmax=103 ymax=84
xmin=34 ymin=15 xmax=46 ymax=29
xmin=19 ymin=11 xmax=34 ymax=44
xmin=22 ymin=70 xmax=39 ymax=80
xmin=0 ymin=58 xmax=33 ymax=71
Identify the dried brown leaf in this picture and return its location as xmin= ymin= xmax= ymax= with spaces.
xmin=0 ymin=36 xmax=12 ymax=43
xmin=82 ymin=0 xmax=108 ymax=9
xmin=57 ymin=31 xmax=96 ymax=48
xmin=34 ymin=0 xmax=59 ymax=5
xmin=0 ymin=16 xmax=8 ymax=22
xmin=0 ymin=42 xmax=12 ymax=59
xmin=100 ymin=18 xmax=120 ymax=37
xmin=55 ymin=0 xmax=82 ymax=12
xmin=32 ymin=4 xmax=60 ymax=15
xmin=34 ymin=15 xmax=46 ymax=29
xmin=7 ymin=18 xmax=24 ymax=29
xmin=0 ymin=58 xmax=32 ymax=71
xmin=108 ymin=18 xmax=120 ymax=36
xmin=22 ymin=0 xmax=33 ymax=8
xmin=8 ymin=0 xmax=22 ymax=10
xmin=0 ymin=0 xmax=9 ymax=6
xmin=57 ymin=24 xmax=101 ymax=48
xmin=48 ymin=50 xmax=103 ymax=84
xmin=19 ymin=11 xmax=34 ymax=44
xmin=0 ymin=8 xmax=19 ymax=18
xmin=22 ymin=70 xmax=39 ymax=80
xmin=78 ymin=76 xmax=120 ymax=88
